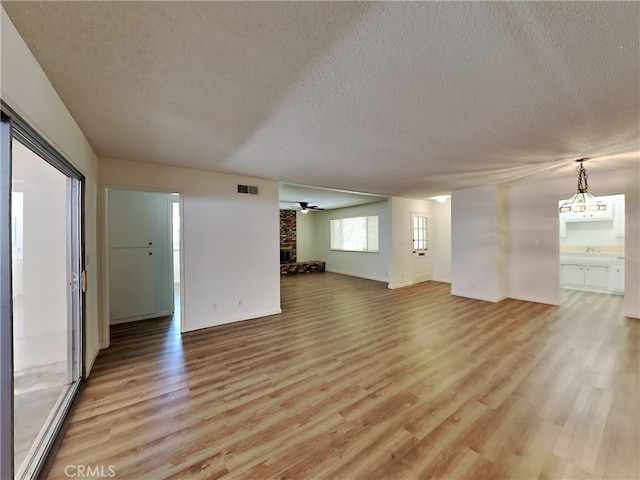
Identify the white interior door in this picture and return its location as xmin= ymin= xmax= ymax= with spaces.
xmin=412 ymin=213 xmax=431 ymax=284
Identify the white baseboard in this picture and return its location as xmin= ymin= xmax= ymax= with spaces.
xmin=508 ymin=293 xmax=559 ymax=306
xmin=110 ymin=309 xmax=174 ymax=325
xmin=450 ymin=289 xmax=507 ymax=303
xmin=325 ymin=269 xmax=388 ymax=284
xmin=431 ymin=276 xmax=451 ymax=284
xmin=387 ymin=281 xmax=413 ymax=290
xmin=85 ymin=341 xmax=101 ymax=377
xmin=184 ymin=308 xmax=282 ymax=333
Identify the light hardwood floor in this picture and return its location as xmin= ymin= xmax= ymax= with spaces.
xmin=46 ymin=273 xmax=638 ymax=479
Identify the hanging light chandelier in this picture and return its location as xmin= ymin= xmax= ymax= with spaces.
xmin=559 ymin=158 xmax=606 ymax=213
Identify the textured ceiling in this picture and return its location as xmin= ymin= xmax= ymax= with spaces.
xmin=3 ymin=1 xmax=639 ymax=202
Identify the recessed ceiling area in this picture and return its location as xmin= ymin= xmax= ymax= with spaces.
xmin=279 ymin=183 xmax=387 ymax=211
xmin=3 ymin=1 xmax=638 ymax=200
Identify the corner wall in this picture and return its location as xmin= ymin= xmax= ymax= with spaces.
xmin=315 ymin=201 xmax=391 ymax=283
xmin=508 ymin=165 xmax=640 ymax=318
xmin=431 ymin=199 xmax=452 ymax=282
xmin=98 ymin=156 xmax=281 ymax=333
xmin=296 ymin=210 xmax=318 ymax=262
xmin=451 ymin=185 xmax=508 ymax=302
xmin=388 ymin=197 xmax=432 ymax=289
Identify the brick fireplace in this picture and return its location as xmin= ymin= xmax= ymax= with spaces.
xmin=279 ymin=210 xmax=296 ymax=263
xmin=278 ymin=209 xmax=325 ymax=275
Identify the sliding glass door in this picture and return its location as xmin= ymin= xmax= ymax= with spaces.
xmin=1 ymin=108 xmax=84 ymax=479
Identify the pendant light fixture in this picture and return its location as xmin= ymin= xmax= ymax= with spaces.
xmin=559 ymin=158 xmax=606 ymax=213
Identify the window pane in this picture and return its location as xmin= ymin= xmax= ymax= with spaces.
xmin=368 ymin=216 xmax=379 ymax=252
xmin=330 ymin=215 xmax=378 ymax=252
xmin=343 ymin=217 xmax=366 ymax=251
xmin=12 ymin=139 xmax=73 ymax=474
xmin=331 ymin=219 xmax=343 ymax=250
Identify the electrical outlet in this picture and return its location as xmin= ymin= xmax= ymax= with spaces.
xmin=238 ymin=298 xmax=243 ymax=307
xmin=212 ymin=303 xmax=217 ymax=311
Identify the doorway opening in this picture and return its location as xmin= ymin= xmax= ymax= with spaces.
xmin=105 ymin=189 xmax=183 ymax=335
xmin=558 ymin=193 xmax=625 ymax=304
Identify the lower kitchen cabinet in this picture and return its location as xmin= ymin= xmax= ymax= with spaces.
xmin=561 ymin=264 xmax=616 ymax=292
xmin=584 ymin=266 xmax=608 ymax=289
xmin=608 ymin=265 xmax=625 ymax=292
xmin=562 ymin=265 xmax=586 ymax=286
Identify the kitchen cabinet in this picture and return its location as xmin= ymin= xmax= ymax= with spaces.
xmin=559 ymin=215 xmax=567 ymax=238
xmin=561 ymin=264 xmax=607 ymax=289
xmin=584 ymin=266 xmax=608 ymax=289
xmin=563 ymin=203 xmax=613 ymax=222
xmin=608 ymin=265 xmax=625 ymax=292
xmin=562 ymin=265 xmax=585 ymax=285
xmin=613 ymin=199 xmax=625 ymax=237
xmin=560 ymin=254 xmax=625 ymax=294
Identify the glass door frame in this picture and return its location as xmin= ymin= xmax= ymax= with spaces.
xmin=1 ymin=103 xmax=86 ymax=479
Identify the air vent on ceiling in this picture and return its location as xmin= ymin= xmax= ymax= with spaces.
xmin=237 ymin=184 xmax=259 ymax=195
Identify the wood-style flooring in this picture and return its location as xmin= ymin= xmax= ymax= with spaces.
xmin=46 ymin=273 xmax=638 ymax=479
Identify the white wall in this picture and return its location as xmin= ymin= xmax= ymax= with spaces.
xmin=315 ymin=201 xmax=391 ymax=283
xmin=451 ymin=185 xmax=509 ymax=302
xmin=508 ymin=165 xmax=640 ymax=318
xmin=388 ymin=197 xmax=432 ymax=289
xmin=561 ymin=220 xmax=625 ymax=250
xmin=430 ymin=199 xmax=452 ymax=283
xmin=1 ymin=8 xmax=101 ymax=373
xmin=295 ymin=210 xmax=318 ymax=261
xmin=98 ymin=156 xmax=281 ymax=333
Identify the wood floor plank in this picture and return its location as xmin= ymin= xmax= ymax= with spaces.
xmin=45 ymin=273 xmax=637 ymax=479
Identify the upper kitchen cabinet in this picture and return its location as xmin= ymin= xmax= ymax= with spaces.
xmin=562 ymin=200 xmax=613 ymax=222
xmin=613 ymin=197 xmax=625 ymax=237
xmin=559 ymin=194 xmax=625 ymax=239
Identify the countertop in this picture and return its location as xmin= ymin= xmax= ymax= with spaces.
xmin=560 ymin=252 xmax=625 ymax=266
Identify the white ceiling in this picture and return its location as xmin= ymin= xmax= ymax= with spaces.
xmin=3 ymin=1 xmax=639 ymax=206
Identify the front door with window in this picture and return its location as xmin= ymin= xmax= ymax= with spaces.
xmin=412 ymin=213 xmax=431 ymax=284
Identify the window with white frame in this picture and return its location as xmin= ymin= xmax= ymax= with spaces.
xmin=330 ymin=215 xmax=379 ymax=252
xmin=412 ymin=215 xmax=428 ymax=253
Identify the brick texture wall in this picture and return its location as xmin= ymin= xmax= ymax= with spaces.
xmin=280 ymin=210 xmax=296 ymax=263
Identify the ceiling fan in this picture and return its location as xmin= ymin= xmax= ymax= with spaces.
xmin=297 ymin=201 xmax=324 ymax=213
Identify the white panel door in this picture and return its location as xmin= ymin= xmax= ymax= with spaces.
xmin=109 ymin=248 xmax=157 ymax=321
xmin=108 ymin=190 xmax=159 ymax=248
